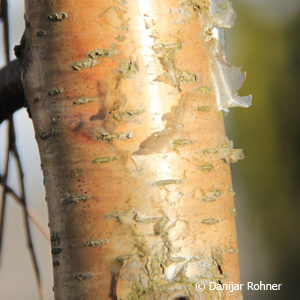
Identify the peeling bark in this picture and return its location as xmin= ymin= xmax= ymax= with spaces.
xmin=21 ymin=0 xmax=246 ymax=299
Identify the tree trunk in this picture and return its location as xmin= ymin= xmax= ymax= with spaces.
xmin=20 ymin=0 xmax=249 ymax=299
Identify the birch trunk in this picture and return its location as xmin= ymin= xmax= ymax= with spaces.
xmin=20 ymin=0 xmax=250 ymax=299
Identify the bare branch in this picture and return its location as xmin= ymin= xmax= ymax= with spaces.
xmin=0 ymin=0 xmax=9 ymax=61
xmin=14 ymin=130 xmax=46 ymax=300
xmin=0 ymin=60 xmax=25 ymax=124
xmin=1 ymin=2 xmax=46 ymax=299
xmin=0 ymin=178 xmax=50 ymax=240
xmin=0 ymin=119 xmax=46 ymax=300
xmin=0 ymin=119 xmax=10 ymax=261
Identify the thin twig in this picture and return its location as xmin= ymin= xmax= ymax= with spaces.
xmin=0 ymin=119 xmax=11 ymax=262
xmin=0 ymin=0 xmax=11 ymax=264
xmin=27 ymin=210 xmax=50 ymax=241
xmin=13 ymin=142 xmax=46 ymax=300
xmin=1 ymin=2 xmax=47 ymax=299
xmin=0 ymin=178 xmax=50 ymax=240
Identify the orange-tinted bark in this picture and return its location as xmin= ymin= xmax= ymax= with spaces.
xmin=22 ymin=0 xmax=242 ymax=299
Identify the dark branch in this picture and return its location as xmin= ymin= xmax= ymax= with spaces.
xmin=0 ymin=60 xmax=25 ymax=124
xmin=1 ymin=0 xmax=10 ymax=62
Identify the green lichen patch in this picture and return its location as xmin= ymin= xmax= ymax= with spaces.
xmin=152 ymin=38 xmax=195 ymax=90
xmin=62 ymin=193 xmax=89 ymax=205
xmin=84 ymin=238 xmax=109 ymax=247
xmin=215 ymin=274 xmax=227 ymax=281
xmin=144 ymin=17 xmax=155 ymax=30
xmin=48 ymin=88 xmax=62 ymax=96
xmin=195 ymin=85 xmax=212 ymax=95
xmin=197 ymin=163 xmax=214 ymax=172
xmin=162 ymin=40 xmax=183 ymax=50
xmin=74 ymin=273 xmax=93 ymax=281
xmin=149 ymin=30 xmax=160 ymax=39
xmin=92 ymin=156 xmax=118 ymax=164
xmin=172 ymin=139 xmax=191 ymax=146
xmin=88 ymin=48 xmax=118 ymax=59
xmin=119 ymin=60 xmax=138 ymax=76
xmin=112 ymin=109 xmax=145 ymax=121
xmin=115 ymin=34 xmax=126 ymax=42
xmin=48 ymin=12 xmax=67 ymax=22
xmin=73 ymin=97 xmax=95 ymax=105
xmin=127 ymin=279 xmax=198 ymax=300
xmin=117 ymin=25 xmax=129 ymax=32
xmin=213 ymin=189 xmax=222 ymax=198
xmin=40 ymin=129 xmax=57 ymax=140
xmin=228 ymin=148 xmax=245 ymax=163
xmin=72 ymin=58 xmax=97 ymax=71
xmin=97 ymin=132 xmax=133 ymax=142
xmin=153 ymin=179 xmax=182 ymax=186
xmin=104 ymin=209 xmax=131 ymax=220
xmin=197 ymin=105 xmax=211 ymax=111
xmin=153 ymin=40 xmax=182 ymax=53
xmin=133 ymin=213 xmax=165 ymax=224
xmin=127 ymin=286 xmax=156 ymax=300
xmin=199 ymin=147 xmax=217 ymax=154
xmin=230 ymin=207 xmax=237 ymax=216
xmin=225 ymin=248 xmax=236 ymax=254
xmin=71 ymin=169 xmax=82 ymax=178
xmin=217 ymin=140 xmax=245 ymax=163
xmin=181 ymin=0 xmax=204 ymax=14
xmin=200 ymin=196 xmax=216 ymax=202
xmin=198 ymin=188 xmax=222 ymax=202
xmin=176 ymin=69 xmax=198 ymax=84
xmin=201 ymin=218 xmax=219 ymax=225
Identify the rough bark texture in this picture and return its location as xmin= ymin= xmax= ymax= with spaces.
xmin=22 ymin=0 xmax=243 ymax=299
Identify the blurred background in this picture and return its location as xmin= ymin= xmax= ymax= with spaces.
xmin=0 ymin=0 xmax=299 ymax=299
